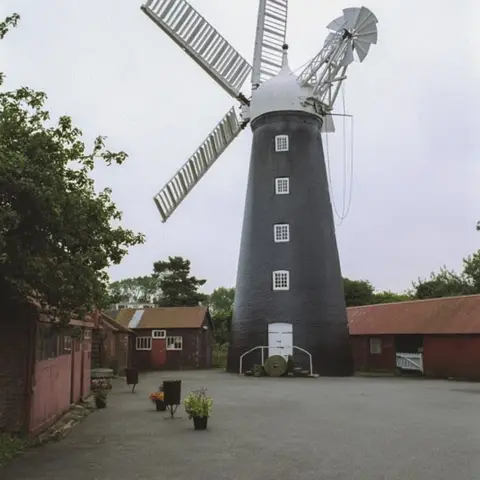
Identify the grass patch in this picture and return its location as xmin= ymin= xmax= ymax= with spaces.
xmin=0 ymin=433 xmax=30 ymax=468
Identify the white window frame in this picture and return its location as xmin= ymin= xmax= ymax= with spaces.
xmin=273 ymin=270 xmax=290 ymax=291
xmin=166 ymin=336 xmax=183 ymax=351
xmin=152 ymin=329 xmax=166 ymax=339
xmin=275 ymin=135 xmax=289 ymax=152
xmin=369 ymin=337 xmax=382 ymax=355
xmin=136 ymin=336 xmax=152 ymax=351
xmin=275 ymin=177 xmax=290 ymax=195
xmin=274 ymin=224 xmax=290 ymax=243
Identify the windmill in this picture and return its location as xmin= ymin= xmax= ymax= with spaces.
xmin=141 ymin=0 xmax=378 ymax=375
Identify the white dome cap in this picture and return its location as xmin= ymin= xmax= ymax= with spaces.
xmin=249 ymin=45 xmax=317 ymax=122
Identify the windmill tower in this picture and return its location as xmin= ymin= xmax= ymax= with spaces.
xmin=141 ymin=0 xmax=378 ymax=375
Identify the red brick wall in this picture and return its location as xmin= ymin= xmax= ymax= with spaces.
xmin=351 ymin=335 xmax=396 ymax=373
xmin=0 ymin=315 xmax=34 ymax=433
xmin=423 ymin=335 xmax=480 ymax=381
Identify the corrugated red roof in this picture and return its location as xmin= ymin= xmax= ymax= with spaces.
xmin=113 ymin=306 xmax=208 ymax=330
xmin=348 ymin=294 xmax=480 ymax=335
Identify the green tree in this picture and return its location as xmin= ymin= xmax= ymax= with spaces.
xmin=109 ymin=275 xmax=160 ymax=304
xmin=0 ymin=14 xmax=144 ymax=320
xmin=207 ymin=287 xmax=235 ymax=344
xmin=412 ymin=267 xmax=473 ymax=300
xmin=153 ymin=256 xmax=206 ymax=307
xmin=373 ymin=290 xmax=412 ymax=304
xmin=343 ymin=278 xmax=375 ymax=307
xmin=462 ymin=250 xmax=480 ymax=293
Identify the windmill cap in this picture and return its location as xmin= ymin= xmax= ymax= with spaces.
xmin=250 ymin=47 xmax=318 ymax=122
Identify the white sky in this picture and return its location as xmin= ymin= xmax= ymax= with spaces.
xmin=2 ymin=0 xmax=480 ymax=294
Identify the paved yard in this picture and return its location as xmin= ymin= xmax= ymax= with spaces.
xmin=3 ymin=371 xmax=480 ymax=479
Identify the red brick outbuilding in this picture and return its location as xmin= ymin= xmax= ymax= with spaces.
xmin=348 ymin=294 xmax=480 ymax=381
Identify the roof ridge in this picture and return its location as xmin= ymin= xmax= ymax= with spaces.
xmin=348 ymin=293 xmax=480 ymax=309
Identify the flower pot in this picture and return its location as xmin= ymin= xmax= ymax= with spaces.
xmin=192 ymin=416 xmax=208 ymax=430
xmin=95 ymin=396 xmax=107 ymax=409
xmin=155 ymin=400 xmax=166 ymax=412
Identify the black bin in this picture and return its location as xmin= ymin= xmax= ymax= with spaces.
xmin=124 ymin=368 xmax=138 ymax=386
xmin=163 ymin=380 xmax=181 ymax=406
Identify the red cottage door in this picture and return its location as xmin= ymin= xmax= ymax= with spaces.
xmin=151 ymin=338 xmax=166 ymax=369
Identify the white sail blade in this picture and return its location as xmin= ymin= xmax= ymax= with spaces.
xmin=327 ymin=15 xmax=346 ymax=32
xmin=355 ymin=7 xmax=378 ymax=33
xmin=153 ymin=107 xmax=243 ymax=222
xmin=251 ymin=0 xmax=288 ymax=87
xmin=142 ymin=0 xmax=251 ymax=101
xmin=342 ymin=7 xmax=361 ymax=31
xmin=353 ymin=38 xmax=371 ymax=62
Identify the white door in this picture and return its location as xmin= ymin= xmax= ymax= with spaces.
xmin=268 ymin=323 xmax=293 ymax=359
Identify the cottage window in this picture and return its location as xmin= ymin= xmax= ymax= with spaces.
xmin=370 ymin=337 xmax=382 ymax=354
xmin=136 ymin=336 xmax=152 ymax=351
xmin=274 ymin=224 xmax=290 ymax=243
xmin=167 ymin=336 xmax=183 ymax=350
xmin=273 ymin=270 xmax=290 ymax=291
xmin=152 ymin=330 xmax=166 ymax=339
xmin=275 ymin=135 xmax=289 ymax=152
xmin=275 ymin=177 xmax=290 ymax=195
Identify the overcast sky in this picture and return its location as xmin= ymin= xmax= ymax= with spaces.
xmin=2 ymin=0 xmax=479 ymax=294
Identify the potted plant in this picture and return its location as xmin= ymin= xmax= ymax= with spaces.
xmin=149 ymin=391 xmax=166 ymax=411
xmin=91 ymin=378 xmax=111 ymax=409
xmin=183 ymin=389 xmax=213 ymax=430
xmin=94 ymin=390 xmax=107 ymax=409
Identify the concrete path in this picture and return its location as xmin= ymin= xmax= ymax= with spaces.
xmin=3 ymin=371 xmax=480 ymax=479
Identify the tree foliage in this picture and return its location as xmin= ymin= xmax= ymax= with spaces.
xmin=206 ymin=287 xmax=235 ymax=344
xmin=0 ymin=14 xmax=144 ymax=319
xmin=153 ymin=256 xmax=206 ymax=307
xmin=413 ymin=267 xmax=471 ymax=300
xmin=372 ymin=290 xmax=412 ymax=304
xmin=343 ymin=278 xmax=375 ymax=307
xmin=109 ymin=275 xmax=160 ymax=304
xmin=413 ymin=251 xmax=480 ymax=300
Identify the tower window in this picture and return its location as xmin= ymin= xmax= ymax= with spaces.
xmin=274 ymin=224 xmax=290 ymax=243
xmin=275 ymin=177 xmax=290 ymax=195
xmin=275 ymin=135 xmax=289 ymax=152
xmin=273 ymin=270 xmax=290 ymax=291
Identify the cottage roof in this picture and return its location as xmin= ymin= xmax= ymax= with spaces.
xmin=348 ymin=294 xmax=480 ymax=335
xmin=100 ymin=312 xmax=134 ymax=334
xmin=112 ymin=306 xmax=209 ymax=330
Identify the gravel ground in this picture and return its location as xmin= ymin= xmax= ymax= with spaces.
xmin=3 ymin=370 xmax=480 ymax=480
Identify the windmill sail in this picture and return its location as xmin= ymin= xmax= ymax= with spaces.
xmin=154 ymin=107 xmax=243 ymax=222
xmin=142 ymin=0 xmax=251 ymax=101
xmin=251 ymin=0 xmax=288 ymax=87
